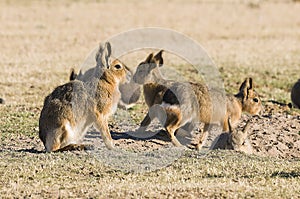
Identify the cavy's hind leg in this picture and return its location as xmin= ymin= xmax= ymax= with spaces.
xmin=164 ymin=107 xmax=183 ymax=147
xmin=49 ymin=120 xmax=85 ymax=152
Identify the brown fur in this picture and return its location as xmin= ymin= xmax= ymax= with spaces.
xmin=159 ymin=78 xmax=262 ymax=149
xmin=70 ymin=61 xmax=141 ymax=110
xmin=132 ymin=50 xmax=174 ymax=130
xmin=291 ymin=79 xmax=300 ymax=108
xmin=211 ymin=118 xmax=253 ymax=154
xmin=39 ymin=42 xmax=128 ymax=152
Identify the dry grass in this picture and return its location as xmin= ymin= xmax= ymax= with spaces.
xmin=1 ymin=150 xmax=300 ymax=198
xmin=1 ymin=0 xmax=300 ymax=198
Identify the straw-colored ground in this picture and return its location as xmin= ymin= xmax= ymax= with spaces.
xmin=1 ymin=0 xmax=300 ymax=198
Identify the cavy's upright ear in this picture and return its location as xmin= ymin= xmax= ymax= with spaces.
xmin=239 ymin=77 xmax=253 ymax=99
xmin=145 ymin=52 xmax=154 ymax=63
xmin=153 ymin=50 xmax=164 ymax=67
xmin=69 ymin=68 xmax=77 ymax=81
xmin=95 ymin=42 xmax=112 ymax=69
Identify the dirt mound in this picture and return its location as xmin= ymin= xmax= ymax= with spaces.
xmin=246 ymin=104 xmax=300 ymax=159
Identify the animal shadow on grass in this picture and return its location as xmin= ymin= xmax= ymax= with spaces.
xmin=15 ymin=129 xmax=190 ymax=153
xmin=271 ymin=171 xmax=300 ymax=178
xmin=113 ymin=129 xmax=194 ymax=147
xmin=85 ymin=130 xmax=172 ymax=144
xmin=12 ymin=148 xmax=44 ymax=154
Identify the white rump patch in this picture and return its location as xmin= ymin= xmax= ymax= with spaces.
xmin=64 ymin=121 xmax=76 ymax=143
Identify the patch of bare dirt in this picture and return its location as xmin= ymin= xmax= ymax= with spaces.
xmin=247 ymin=104 xmax=300 ymax=159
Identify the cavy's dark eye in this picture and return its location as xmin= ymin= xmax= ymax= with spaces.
xmin=253 ymin=98 xmax=259 ymax=103
xmin=114 ymin=64 xmax=122 ymax=69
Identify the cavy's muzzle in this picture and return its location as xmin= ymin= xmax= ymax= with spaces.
xmin=124 ymin=66 xmax=132 ymax=83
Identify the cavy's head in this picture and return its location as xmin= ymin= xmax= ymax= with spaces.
xmin=133 ymin=50 xmax=163 ymax=84
xmin=228 ymin=118 xmax=251 ymax=152
xmin=238 ymin=78 xmax=262 ymax=115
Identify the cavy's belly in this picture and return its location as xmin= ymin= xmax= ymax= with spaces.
xmin=110 ymin=89 xmax=121 ymax=115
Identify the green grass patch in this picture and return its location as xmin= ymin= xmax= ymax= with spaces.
xmin=0 ymin=105 xmax=39 ymax=141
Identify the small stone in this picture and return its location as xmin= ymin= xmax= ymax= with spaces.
xmin=0 ymin=98 xmax=5 ymax=104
